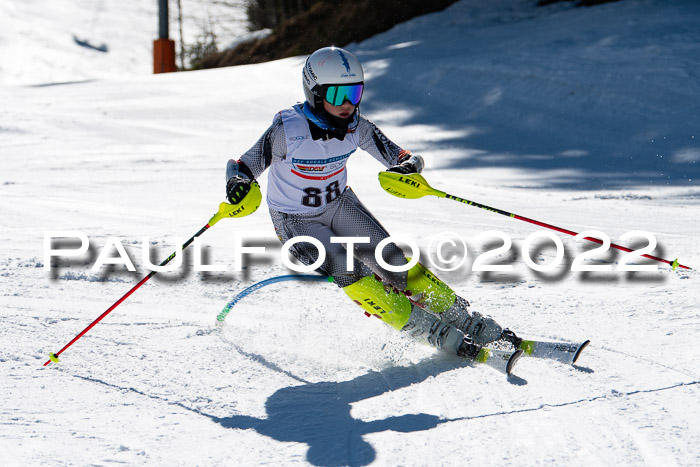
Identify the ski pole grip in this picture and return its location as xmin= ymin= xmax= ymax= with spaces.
xmin=378 ymin=172 xmax=444 ymax=199
xmin=208 ymin=181 xmax=263 ymax=226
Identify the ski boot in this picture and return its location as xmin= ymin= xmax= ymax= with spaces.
xmin=499 ymin=328 xmax=523 ymax=348
xmin=404 ymin=262 xmax=505 ymax=345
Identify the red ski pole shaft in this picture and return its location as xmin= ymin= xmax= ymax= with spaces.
xmin=43 ymin=223 xmax=211 ymax=366
xmin=442 ymin=192 xmax=691 ymax=270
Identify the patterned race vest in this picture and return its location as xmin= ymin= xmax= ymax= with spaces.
xmin=267 ymin=104 xmax=360 ymax=213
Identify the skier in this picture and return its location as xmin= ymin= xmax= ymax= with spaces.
xmin=225 ymin=46 xmax=522 ymax=365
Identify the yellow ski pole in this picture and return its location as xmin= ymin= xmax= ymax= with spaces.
xmin=378 ymin=171 xmax=690 ymax=271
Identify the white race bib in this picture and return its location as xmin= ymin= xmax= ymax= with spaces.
xmin=267 ymin=105 xmax=359 ymax=213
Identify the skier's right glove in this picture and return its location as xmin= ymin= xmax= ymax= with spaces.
xmin=225 ymin=159 xmax=255 ymax=204
xmin=226 ymin=176 xmax=252 ymax=204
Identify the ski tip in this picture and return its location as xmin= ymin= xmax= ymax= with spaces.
xmin=572 ymin=340 xmax=590 ymax=365
xmin=506 ymin=349 xmax=524 ymax=375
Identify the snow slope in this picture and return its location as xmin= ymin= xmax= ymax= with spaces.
xmin=0 ymin=0 xmax=248 ymax=85
xmin=2 ymin=0 xmax=699 ymax=465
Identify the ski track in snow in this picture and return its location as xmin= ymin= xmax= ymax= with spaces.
xmin=2 ymin=0 xmax=700 ymax=465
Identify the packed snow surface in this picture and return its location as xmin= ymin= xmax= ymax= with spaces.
xmin=0 ymin=0 xmax=248 ymax=85
xmin=2 ymin=0 xmax=699 ymax=465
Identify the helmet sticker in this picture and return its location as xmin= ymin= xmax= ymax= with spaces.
xmin=306 ymin=62 xmax=317 ymax=81
xmin=337 ymin=49 xmax=351 ymax=73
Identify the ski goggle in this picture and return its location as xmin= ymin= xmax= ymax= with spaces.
xmin=324 ymin=84 xmax=364 ymax=106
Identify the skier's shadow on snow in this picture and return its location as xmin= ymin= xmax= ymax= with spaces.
xmin=208 ymin=356 xmax=489 ymax=466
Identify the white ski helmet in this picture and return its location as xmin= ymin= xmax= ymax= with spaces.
xmin=302 ymin=46 xmax=364 ymax=113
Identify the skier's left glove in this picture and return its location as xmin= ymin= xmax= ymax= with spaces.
xmin=387 ymin=153 xmax=424 ymax=174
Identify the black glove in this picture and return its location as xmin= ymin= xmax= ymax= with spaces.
xmin=387 ymin=164 xmax=416 ymax=174
xmin=387 ymin=153 xmax=424 ymax=174
xmin=226 ymin=176 xmax=252 ymax=204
